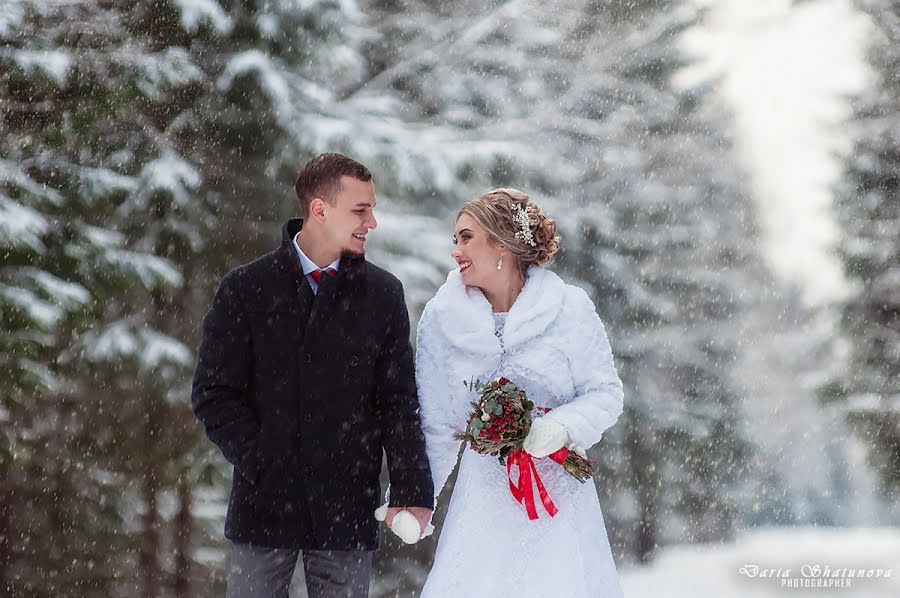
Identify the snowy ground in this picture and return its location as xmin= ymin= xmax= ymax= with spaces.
xmin=621 ymin=526 xmax=899 ymax=597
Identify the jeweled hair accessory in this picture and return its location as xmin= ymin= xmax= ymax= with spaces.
xmin=513 ymin=202 xmax=536 ymax=247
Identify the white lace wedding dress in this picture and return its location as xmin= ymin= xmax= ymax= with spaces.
xmin=416 ymin=267 xmax=625 ymax=598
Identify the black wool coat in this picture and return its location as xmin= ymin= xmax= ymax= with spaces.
xmin=191 ymin=218 xmax=433 ymax=550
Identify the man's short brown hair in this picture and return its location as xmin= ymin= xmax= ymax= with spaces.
xmin=294 ymin=153 xmax=373 ymax=218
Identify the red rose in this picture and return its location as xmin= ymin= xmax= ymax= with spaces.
xmin=499 ymin=377 xmax=510 ymax=385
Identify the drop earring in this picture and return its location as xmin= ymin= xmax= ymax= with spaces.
xmin=497 ymin=254 xmax=503 ymax=270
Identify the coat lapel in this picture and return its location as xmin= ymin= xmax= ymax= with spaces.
xmin=275 ymin=218 xmax=372 ymax=351
xmin=430 ymin=269 xmax=500 ymax=357
xmin=273 ymin=218 xmax=315 ymax=341
xmin=503 ymin=267 xmax=565 ymax=348
xmin=305 ymin=253 xmax=367 ymax=340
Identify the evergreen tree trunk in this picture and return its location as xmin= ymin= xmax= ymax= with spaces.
xmin=174 ymin=481 xmax=192 ymax=598
xmin=49 ymin=423 xmax=67 ymax=596
xmin=141 ymin=416 xmax=161 ymax=598
xmin=632 ymin=418 xmax=660 ymax=563
xmin=637 ymin=500 xmax=657 ymax=564
xmin=0 ymin=458 xmax=9 ymax=594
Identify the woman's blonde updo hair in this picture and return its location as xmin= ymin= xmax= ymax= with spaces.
xmin=457 ymin=188 xmax=561 ymax=279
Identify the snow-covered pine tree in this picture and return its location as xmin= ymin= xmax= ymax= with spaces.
xmin=0 ymin=2 xmax=188 ymax=594
xmin=0 ymin=15 xmax=180 ymax=407
xmin=357 ymin=0 xmax=762 ymax=565
xmin=554 ymin=4 xmax=764 ymax=559
xmin=828 ymin=0 xmax=899 ymax=515
xmin=353 ymin=6 xmax=624 ymax=586
xmin=3 ymin=0 xmax=379 ymax=594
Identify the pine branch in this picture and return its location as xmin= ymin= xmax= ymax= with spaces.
xmin=338 ymin=0 xmax=531 ymax=102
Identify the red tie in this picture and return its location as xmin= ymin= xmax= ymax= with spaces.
xmin=309 ymin=268 xmax=337 ymax=283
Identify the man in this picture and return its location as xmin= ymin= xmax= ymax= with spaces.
xmin=192 ymin=153 xmax=433 ymax=597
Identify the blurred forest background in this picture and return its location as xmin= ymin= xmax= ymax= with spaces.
xmin=1 ymin=0 xmax=897 ymax=596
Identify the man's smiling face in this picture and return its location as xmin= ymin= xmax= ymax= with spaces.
xmin=321 ymin=175 xmax=378 ymax=258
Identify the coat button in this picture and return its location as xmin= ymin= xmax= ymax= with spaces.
xmin=304 ymin=465 xmax=313 ymax=476
xmin=304 ymin=353 xmax=311 ymax=364
xmin=350 ymin=415 xmax=358 ymax=425
xmin=304 ymin=413 xmax=312 ymax=424
xmin=349 ymin=355 xmax=359 ymax=367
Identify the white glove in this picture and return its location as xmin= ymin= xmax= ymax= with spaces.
xmin=523 ymin=418 xmax=569 ymax=458
xmin=374 ymin=488 xmax=435 ymax=544
xmin=391 ymin=511 xmax=426 ymax=544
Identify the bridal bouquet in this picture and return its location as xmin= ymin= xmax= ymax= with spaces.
xmin=454 ymin=377 xmax=594 ymax=520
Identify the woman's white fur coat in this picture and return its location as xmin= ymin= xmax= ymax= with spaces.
xmin=417 ymin=265 xmax=625 ymax=497
xmin=416 ymin=265 xmax=625 ymax=598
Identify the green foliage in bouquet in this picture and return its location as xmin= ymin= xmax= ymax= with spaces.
xmin=456 ymin=376 xmax=534 ymax=464
xmin=454 ymin=376 xmax=594 ymax=482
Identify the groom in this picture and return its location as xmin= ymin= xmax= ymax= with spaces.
xmin=192 ymin=153 xmax=434 ymax=597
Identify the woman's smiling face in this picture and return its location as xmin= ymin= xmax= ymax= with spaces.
xmin=451 ymin=213 xmax=501 ymax=289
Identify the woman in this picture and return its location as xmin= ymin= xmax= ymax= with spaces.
xmin=416 ymin=188 xmax=625 ymax=597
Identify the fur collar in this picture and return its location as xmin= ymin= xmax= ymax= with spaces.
xmin=425 ymin=265 xmax=566 ymax=356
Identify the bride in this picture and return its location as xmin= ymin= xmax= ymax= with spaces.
xmin=416 ymin=188 xmax=625 ymax=597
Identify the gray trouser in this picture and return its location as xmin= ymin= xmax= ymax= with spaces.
xmin=226 ymin=543 xmax=373 ymax=598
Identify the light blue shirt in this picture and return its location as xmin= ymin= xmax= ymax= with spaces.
xmin=292 ymin=233 xmax=340 ymax=295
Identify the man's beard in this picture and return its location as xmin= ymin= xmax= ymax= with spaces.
xmin=341 ymin=248 xmax=364 ymax=260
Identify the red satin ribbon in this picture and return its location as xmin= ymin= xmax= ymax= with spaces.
xmin=507 ymin=447 xmax=570 ymax=520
